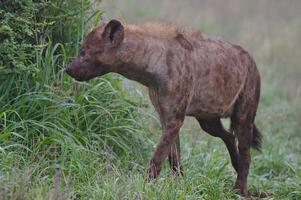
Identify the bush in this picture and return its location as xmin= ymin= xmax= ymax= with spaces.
xmin=0 ymin=0 xmax=150 ymax=185
xmin=0 ymin=0 xmax=37 ymax=71
xmin=0 ymin=1 xmax=152 ymax=198
xmin=0 ymin=0 xmax=100 ymax=74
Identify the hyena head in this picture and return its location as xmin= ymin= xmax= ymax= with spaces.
xmin=66 ymin=20 xmax=125 ymax=81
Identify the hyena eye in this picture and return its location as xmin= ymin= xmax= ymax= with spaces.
xmin=79 ymin=49 xmax=85 ymax=57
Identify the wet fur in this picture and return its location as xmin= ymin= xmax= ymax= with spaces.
xmin=66 ymin=20 xmax=262 ymax=197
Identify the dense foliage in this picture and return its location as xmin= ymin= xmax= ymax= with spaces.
xmin=0 ymin=0 xmax=93 ymax=72
xmin=0 ymin=1 xmax=151 ymax=199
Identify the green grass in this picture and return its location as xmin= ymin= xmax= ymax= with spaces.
xmin=1 ymin=0 xmax=301 ymax=199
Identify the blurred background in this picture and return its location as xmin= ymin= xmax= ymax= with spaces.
xmin=0 ymin=0 xmax=300 ymax=199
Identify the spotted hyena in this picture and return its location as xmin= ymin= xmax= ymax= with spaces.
xmin=66 ymin=19 xmax=262 ymax=197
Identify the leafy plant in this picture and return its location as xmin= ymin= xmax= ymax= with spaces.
xmin=0 ymin=1 xmax=152 ymax=199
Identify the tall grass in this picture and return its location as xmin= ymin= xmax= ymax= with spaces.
xmin=0 ymin=39 xmax=153 ymax=199
xmin=0 ymin=1 xmax=154 ymax=199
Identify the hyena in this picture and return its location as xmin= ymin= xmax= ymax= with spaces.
xmin=66 ymin=19 xmax=262 ymax=197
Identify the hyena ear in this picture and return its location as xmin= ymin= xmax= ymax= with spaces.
xmin=102 ymin=19 xmax=124 ymax=47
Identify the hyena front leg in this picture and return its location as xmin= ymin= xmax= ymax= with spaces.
xmin=148 ymin=116 xmax=184 ymax=180
xmin=148 ymin=88 xmax=186 ymax=178
xmin=147 ymin=88 xmax=188 ymax=180
xmin=168 ymin=135 xmax=183 ymax=176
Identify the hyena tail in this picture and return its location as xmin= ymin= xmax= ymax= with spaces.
xmin=252 ymin=124 xmax=262 ymax=151
xmin=230 ymin=122 xmax=262 ymax=152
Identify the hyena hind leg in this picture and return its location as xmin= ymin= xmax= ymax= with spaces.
xmin=231 ymin=85 xmax=261 ymax=196
xmin=196 ymin=118 xmax=239 ymax=172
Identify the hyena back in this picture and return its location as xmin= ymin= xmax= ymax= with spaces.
xmin=66 ymin=19 xmax=262 ymax=197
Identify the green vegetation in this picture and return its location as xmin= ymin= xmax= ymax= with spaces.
xmin=1 ymin=0 xmax=301 ymax=199
xmin=0 ymin=0 xmax=151 ymax=199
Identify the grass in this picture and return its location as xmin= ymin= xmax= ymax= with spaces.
xmin=1 ymin=0 xmax=301 ymax=199
xmin=0 ymin=39 xmax=151 ymax=199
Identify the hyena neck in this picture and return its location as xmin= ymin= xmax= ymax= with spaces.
xmin=115 ymin=35 xmax=167 ymax=87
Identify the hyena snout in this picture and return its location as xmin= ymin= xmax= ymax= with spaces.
xmin=65 ymin=58 xmax=93 ymax=81
xmin=66 ymin=58 xmax=110 ymax=81
xmin=65 ymin=63 xmax=85 ymax=81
